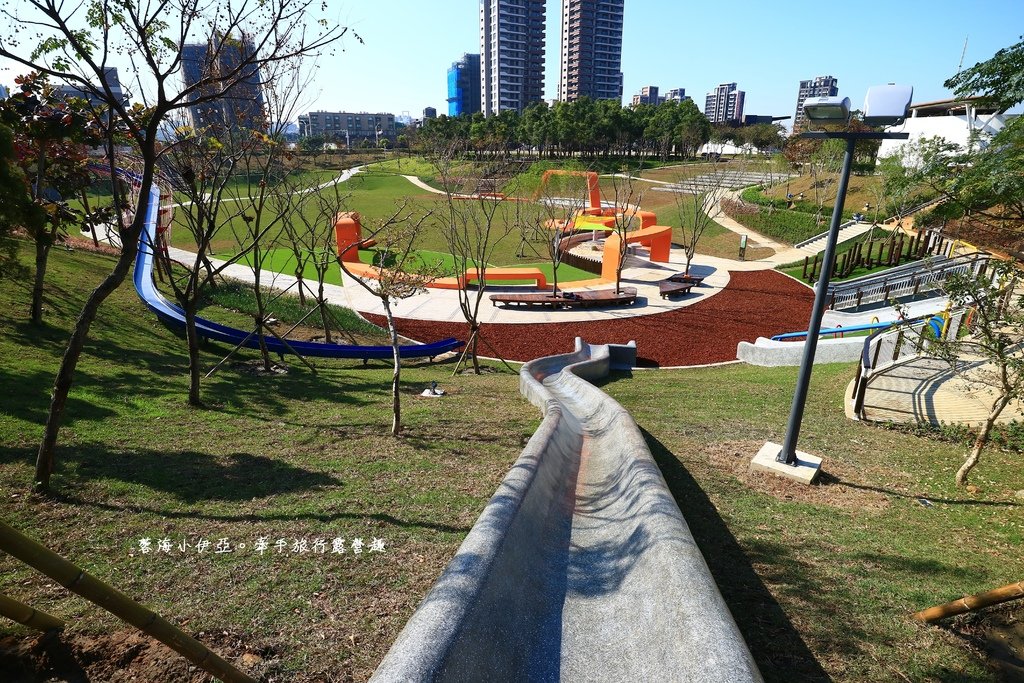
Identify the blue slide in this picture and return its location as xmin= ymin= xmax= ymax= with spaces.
xmin=130 ymin=172 xmax=462 ymax=361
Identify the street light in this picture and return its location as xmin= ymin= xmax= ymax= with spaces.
xmin=755 ymin=84 xmax=912 ymax=482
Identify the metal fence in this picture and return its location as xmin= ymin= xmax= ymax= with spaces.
xmin=850 ymin=308 xmax=968 ymax=419
xmin=826 ymin=251 xmax=990 ymax=311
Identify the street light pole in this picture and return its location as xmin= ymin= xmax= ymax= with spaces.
xmin=776 ymin=130 xmax=907 ymax=465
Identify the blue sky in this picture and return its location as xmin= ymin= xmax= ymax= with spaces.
xmin=323 ymin=0 xmax=1022 ymax=123
xmin=2 ymin=0 xmax=1021 ymax=124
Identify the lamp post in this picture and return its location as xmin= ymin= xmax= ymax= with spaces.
xmin=772 ymin=86 xmax=913 ymax=472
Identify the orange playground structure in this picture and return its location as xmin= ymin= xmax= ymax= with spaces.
xmin=334 ymin=174 xmax=673 ymax=291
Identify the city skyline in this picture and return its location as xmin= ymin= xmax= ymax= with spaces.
xmin=2 ymin=0 xmax=1022 ymax=125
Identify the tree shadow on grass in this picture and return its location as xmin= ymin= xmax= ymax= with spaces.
xmin=639 ymin=426 xmax=833 ymax=683
xmin=0 ymin=445 xmax=341 ymax=504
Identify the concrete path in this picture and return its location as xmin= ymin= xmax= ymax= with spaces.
xmin=369 ymin=341 xmax=762 ymax=682
xmin=169 ymin=243 xmax=734 ymax=326
xmin=854 ymin=355 xmax=1024 ymax=427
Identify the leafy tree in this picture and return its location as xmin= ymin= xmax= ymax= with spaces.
xmin=930 ymin=260 xmax=1024 ymax=485
xmin=0 ymin=0 xmax=344 ymax=492
xmin=1 ymin=73 xmax=100 ymax=324
xmin=0 ymin=122 xmax=40 ymax=277
xmin=944 ymin=38 xmax=1024 ymax=111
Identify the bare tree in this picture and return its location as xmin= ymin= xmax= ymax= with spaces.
xmin=337 ymin=203 xmax=442 ymax=436
xmin=930 ymin=260 xmax=1024 ymax=486
xmin=605 ymin=169 xmax=644 ymax=293
xmin=431 ymin=147 xmax=516 ymax=373
xmin=808 ymin=140 xmax=845 ymax=227
xmin=673 ymin=157 xmax=736 ymax=276
xmin=0 ymin=0 xmax=345 ymax=491
xmin=275 ymin=164 xmax=353 ymax=344
xmin=526 ymin=171 xmax=590 ymax=296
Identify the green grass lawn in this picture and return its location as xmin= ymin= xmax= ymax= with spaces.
xmin=0 ymin=240 xmax=1019 ymax=681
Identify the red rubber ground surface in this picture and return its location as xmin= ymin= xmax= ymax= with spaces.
xmin=364 ymin=270 xmax=815 ymax=367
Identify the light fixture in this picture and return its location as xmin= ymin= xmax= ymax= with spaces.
xmin=863 ymin=84 xmax=913 ymax=126
xmin=751 ymin=84 xmax=911 ymax=484
xmin=802 ymin=96 xmax=851 ymax=123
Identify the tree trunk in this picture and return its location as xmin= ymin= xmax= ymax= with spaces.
xmin=318 ymin=281 xmax=333 ymax=345
xmin=956 ymin=393 xmax=1012 ymax=486
xmin=31 ymin=239 xmax=51 ymax=325
xmin=184 ymin=300 xmax=203 ymax=407
xmin=33 ymin=231 xmax=141 ymax=492
xmin=382 ymin=297 xmax=401 ymax=437
xmin=470 ymin=323 xmax=480 ymax=374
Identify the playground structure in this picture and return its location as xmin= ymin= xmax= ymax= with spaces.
xmin=370 ymin=338 xmax=761 ymax=682
xmin=334 ymin=172 xmax=673 ymax=293
xmin=124 ymin=173 xmax=462 ymax=362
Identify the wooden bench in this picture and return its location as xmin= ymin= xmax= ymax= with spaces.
xmin=659 ymin=280 xmax=694 ymax=299
xmin=491 ymin=287 xmax=638 ymax=309
xmin=668 ymin=272 xmax=706 ymax=286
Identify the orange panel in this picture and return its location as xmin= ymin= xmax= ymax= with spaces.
xmin=334 ymin=211 xmax=363 ymax=263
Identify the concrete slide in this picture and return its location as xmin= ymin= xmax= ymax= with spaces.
xmin=370 ymin=339 xmax=762 ymax=682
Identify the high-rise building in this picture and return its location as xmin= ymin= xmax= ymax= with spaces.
xmin=480 ymin=0 xmax=546 ymax=115
xmin=631 ymin=85 xmax=661 ymax=107
xmin=423 ymin=107 xmax=437 ymax=120
xmin=664 ymin=88 xmax=690 ymax=103
xmin=181 ymin=34 xmax=266 ymax=132
xmin=447 ymin=53 xmax=482 ymax=117
xmin=793 ymin=75 xmax=839 ymax=129
xmin=704 ymin=83 xmax=745 ymax=124
xmin=558 ymin=0 xmax=624 ymax=102
xmin=56 ymin=67 xmax=125 ymax=108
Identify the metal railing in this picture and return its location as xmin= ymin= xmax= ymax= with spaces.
xmin=826 ymin=251 xmax=990 ymax=311
xmin=850 ymin=308 xmax=968 ymax=419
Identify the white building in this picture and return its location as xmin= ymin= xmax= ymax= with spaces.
xmin=877 ymin=97 xmax=1010 ymax=161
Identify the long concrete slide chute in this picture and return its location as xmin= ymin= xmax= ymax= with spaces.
xmin=370 ymin=339 xmax=762 ymax=682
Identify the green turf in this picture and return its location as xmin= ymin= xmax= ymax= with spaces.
xmin=0 ymin=240 xmax=1018 ymax=681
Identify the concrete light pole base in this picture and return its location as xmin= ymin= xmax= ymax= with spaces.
xmin=750 ymin=441 xmax=822 ymax=485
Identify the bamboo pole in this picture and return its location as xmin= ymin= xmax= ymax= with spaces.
xmin=0 ymin=594 xmax=64 ymax=631
xmin=0 ymin=522 xmax=256 ymax=683
xmin=913 ymin=580 xmax=1024 ymax=623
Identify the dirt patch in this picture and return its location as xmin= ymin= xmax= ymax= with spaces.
xmin=946 ymin=605 xmax=1024 ymax=682
xmin=0 ymin=628 xmax=277 ymax=683
xmin=364 ymin=270 xmax=815 ymax=367
xmin=705 ymin=440 xmax=890 ymax=511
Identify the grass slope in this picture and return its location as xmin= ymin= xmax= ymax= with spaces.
xmin=0 ymin=241 xmax=537 ymax=681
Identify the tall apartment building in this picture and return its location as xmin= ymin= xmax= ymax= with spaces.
xmin=631 ymin=85 xmax=661 ymax=107
xmin=181 ymin=35 xmax=266 ymax=132
xmin=793 ymin=75 xmax=839 ymax=129
xmin=558 ymin=0 xmax=624 ymax=102
xmin=57 ymin=67 xmax=125 ymax=108
xmin=447 ymin=53 xmax=482 ymax=117
xmin=480 ymin=0 xmax=546 ymax=115
xmin=664 ymin=88 xmax=690 ymax=103
xmin=704 ymin=83 xmax=745 ymax=124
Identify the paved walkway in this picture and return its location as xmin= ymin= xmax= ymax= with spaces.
xmin=854 ymin=355 xmax=1024 ymax=427
xmin=168 ymin=243 xmax=734 ymax=325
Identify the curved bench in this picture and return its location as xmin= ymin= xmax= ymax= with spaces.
xmin=369 ymin=339 xmax=761 ymax=682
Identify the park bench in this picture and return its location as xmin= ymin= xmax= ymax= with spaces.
xmin=490 ymin=287 xmax=637 ymax=309
xmin=659 ymin=279 xmax=694 ymax=299
xmin=668 ymin=272 xmax=706 ymax=286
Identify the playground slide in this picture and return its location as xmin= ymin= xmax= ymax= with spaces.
xmin=131 ymin=176 xmax=462 ymax=361
xmin=370 ymin=339 xmax=761 ymax=682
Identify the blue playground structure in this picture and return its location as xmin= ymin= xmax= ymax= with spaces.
xmin=129 ymin=171 xmax=462 ymax=362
